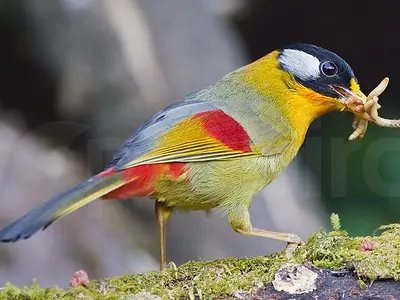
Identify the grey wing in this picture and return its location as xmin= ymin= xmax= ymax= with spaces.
xmin=107 ymin=99 xmax=217 ymax=170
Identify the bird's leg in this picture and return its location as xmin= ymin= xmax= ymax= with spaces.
xmin=228 ymin=206 xmax=304 ymax=257
xmin=155 ymin=201 xmax=173 ymax=270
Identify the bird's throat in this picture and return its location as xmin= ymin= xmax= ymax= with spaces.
xmin=242 ymin=50 xmax=339 ymax=148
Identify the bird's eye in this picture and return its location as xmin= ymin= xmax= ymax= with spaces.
xmin=320 ymin=61 xmax=338 ymax=77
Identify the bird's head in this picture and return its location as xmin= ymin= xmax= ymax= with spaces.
xmin=276 ymin=43 xmax=369 ymax=120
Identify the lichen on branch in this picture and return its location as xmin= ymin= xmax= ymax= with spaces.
xmin=2 ymin=214 xmax=400 ymax=299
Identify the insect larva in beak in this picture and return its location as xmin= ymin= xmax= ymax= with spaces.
xmin=348 ymin=77 xmax=400 ymax=140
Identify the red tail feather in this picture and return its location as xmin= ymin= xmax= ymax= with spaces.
xmin=100 ymin=163 xmax=187 ymax=199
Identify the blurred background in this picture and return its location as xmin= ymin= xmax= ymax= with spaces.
xmin=0 ymin=0 xmax=399 ymax=288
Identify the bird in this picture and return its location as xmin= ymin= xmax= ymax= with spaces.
xmin=0 ymin=43 xmax=372 ymax=270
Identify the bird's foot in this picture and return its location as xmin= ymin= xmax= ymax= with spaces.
xmin=284 ymin=234 xmax=305 ymax=259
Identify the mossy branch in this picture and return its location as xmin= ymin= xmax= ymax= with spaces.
xmin=2 ymin=214 xmax=400 ymax=299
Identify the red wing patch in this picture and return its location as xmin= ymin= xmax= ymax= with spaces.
xmin=193 ymin=110 xmax=252 ymax=152
xmin=121 ymin=109 xmax=259 ymax=167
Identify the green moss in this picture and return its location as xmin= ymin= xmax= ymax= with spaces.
xmin=0 ymin=280 xmax=65 ymax=300
xmin=94 ymin=255 xmax=287 ymax=299
xmin=3 ymin=214 xmax=400 ymax=299
xmin=330 ymin=213 xmax=341 ymax=231
xmin=295 ymin=214 xmax=360 ymax=269
xmin=0 ymin=255 xmax=287 ymax=299
xmin=296 ymin=215 xmax=400 ymax=281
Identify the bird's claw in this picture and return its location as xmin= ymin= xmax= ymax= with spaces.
xmin=287 ymin=233 xmax=304 ymax=244
xmin=284 ymin=234 xmax=305 ymax=258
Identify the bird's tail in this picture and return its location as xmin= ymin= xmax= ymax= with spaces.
xmin=0 ymin=171 xmax=128 ymax=242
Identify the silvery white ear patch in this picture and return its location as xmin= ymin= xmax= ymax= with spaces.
xmin=278 ymin=49 xmax=321 ymax=81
